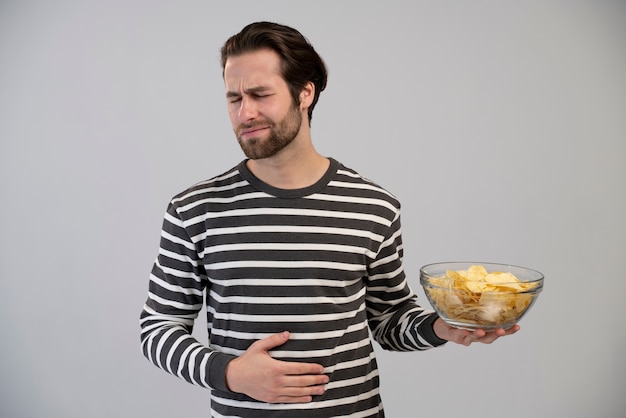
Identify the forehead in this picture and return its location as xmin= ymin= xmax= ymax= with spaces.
xmin=224 ymin=49 xmax=284 ymax=88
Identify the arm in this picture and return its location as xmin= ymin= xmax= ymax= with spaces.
xmin=366 ymin=213 xmax=447 ymax=351
xmin=140 ymin=202 xmax=328 ymax=401
xmin=139 ymin=201 xmax=235 ymax=391
xmin=366 ymin=213 xmax=519 ymax=349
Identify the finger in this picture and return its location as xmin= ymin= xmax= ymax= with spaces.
xmin=281 ymin=360 xmax=326 ymax=376
xmin=263 ymin=375 xmax=328 ymax=404
xmin=477 ymin=326 xmax=514 ymax=343
xmin=484 ymin=325 xmax=519 ymax=340
xmin=251 ymin=331 xmax=291 ymax=352
xmin=280 ymin=383 xmax=327 ymax=398
xmin=506 ymin=324 xmax=521 ymax=334
xmin=477 ymin=333 xmax=500 ymax=344
xmin=457 ymin=329 xmax=479 ymax=345
xmin=473 ymin=329 xmax=487 ymax=338
xmin=273 ymin=394 xmax=316 ymax=404
xmin=282 ymin=373 xmax=329 ymax=388
xmin=462 ymin=329 xmax=488 ymax=345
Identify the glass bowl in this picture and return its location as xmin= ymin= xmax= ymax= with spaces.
xmin=420 ymin=262 xmax=544 ymax=330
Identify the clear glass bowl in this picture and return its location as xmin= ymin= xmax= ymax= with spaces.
xmin=420 ymin=262 xmax=544 ymax=330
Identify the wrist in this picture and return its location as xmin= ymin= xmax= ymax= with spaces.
xmin=208 ymin=353 xmax=238 ymax=393
xmin=433 ymin=317 xmax=450 ymax=342
xmin=419 ymin=314 xmax=448 ymax=346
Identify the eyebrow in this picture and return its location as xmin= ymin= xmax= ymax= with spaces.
xmin=226 ymin=85 xmax=271 ymax=98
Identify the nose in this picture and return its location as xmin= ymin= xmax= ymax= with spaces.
xmin=239 ymin=96 xmax=258 ymax=121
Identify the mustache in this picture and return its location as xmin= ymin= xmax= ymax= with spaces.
xmin=238 ymin=120 xmax=272 ymax=130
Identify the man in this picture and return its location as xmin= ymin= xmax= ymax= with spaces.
xmin=140 ymin=21 xmax=519 ymax=417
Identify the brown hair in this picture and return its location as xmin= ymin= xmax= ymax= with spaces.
xmin=220 ymin=22 xmax=328 ymax=124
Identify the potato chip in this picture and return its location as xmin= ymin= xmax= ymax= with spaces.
xmin=425 ymin=264 xmax=539 ymax=328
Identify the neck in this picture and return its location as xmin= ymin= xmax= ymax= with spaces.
xmin=246 ymin=137 xmax=329 ymax=190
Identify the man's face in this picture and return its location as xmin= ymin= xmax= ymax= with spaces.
xmin=224 ymin=49 xmax=303 ymax=160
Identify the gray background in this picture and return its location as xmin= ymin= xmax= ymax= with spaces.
xmin=1 ymin=1 xmax=625 ymax=417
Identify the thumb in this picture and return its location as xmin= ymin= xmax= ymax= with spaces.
xmin=252 ymin=331 xmax=290 ymax=352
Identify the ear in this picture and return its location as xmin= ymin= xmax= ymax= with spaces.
xmin=299 ymin=81 xmax=315 ymax=110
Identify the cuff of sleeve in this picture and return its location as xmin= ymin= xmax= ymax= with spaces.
xmin=419 ymin=312 xmax=448 ymax=347
xmin=207 ymin=352 xmax=238 ymax=393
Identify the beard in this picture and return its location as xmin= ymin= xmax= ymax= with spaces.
xmin=236 ymin=103 xmax=302 ymax=160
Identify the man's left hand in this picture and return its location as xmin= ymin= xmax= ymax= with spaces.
xmin=433 ymin=318 xmax=520 ymax=346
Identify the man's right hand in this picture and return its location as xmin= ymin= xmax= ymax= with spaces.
xmin=225 ymin=331 xmax=329 ymax=403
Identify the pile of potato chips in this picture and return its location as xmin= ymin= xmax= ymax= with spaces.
xmin=425 ymin=265 xmax=539 ymax=327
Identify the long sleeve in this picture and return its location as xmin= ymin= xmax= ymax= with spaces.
xmin=366 ymin=212 xmax=447 ymax=350
xmin=139 ymin=201 xmax=235 ymax=391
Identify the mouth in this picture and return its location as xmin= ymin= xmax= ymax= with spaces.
xmin=238 ymin=125 xmax=269 ymax=139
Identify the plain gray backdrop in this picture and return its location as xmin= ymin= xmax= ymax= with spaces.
xmin=1 ymin=1 xmax=625 ymax=417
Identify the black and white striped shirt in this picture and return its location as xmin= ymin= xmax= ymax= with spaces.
xmin=140 ymin=158 xmax=445 ymax=417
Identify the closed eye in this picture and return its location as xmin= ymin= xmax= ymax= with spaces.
xmin=226 ymin=92 xmax=242 ymax=103
xmin=227 ymin=93 xmax=273 ymax=104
